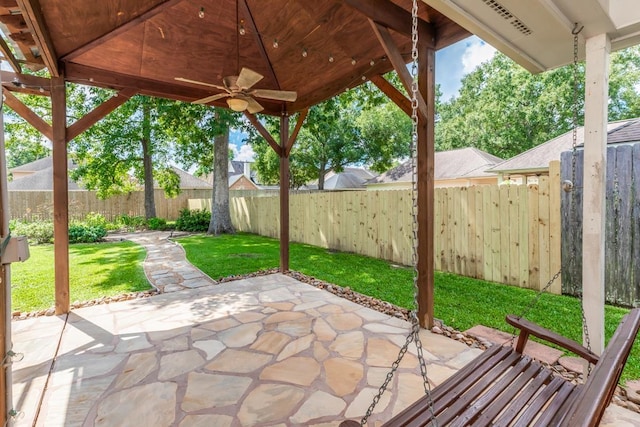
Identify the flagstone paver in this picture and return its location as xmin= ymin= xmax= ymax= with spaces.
xmin=10 ymin=232 xmax=640 ymax=426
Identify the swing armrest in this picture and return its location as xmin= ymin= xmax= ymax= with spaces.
xmin=506 ymin=314 xmax=599 ymax=364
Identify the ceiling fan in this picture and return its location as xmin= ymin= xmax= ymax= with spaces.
xmin=175 ymin=68 xmax=297 ymax=113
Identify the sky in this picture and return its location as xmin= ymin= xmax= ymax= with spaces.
xmin=230 ymin=35 xmax=496 ymax=162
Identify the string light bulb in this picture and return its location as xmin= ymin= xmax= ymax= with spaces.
xmin=370 ymin=59 xmax=375 ymax=66
xmin=273 ymin=39 xmax=279 ymax=48
xmin=302 ymin=48 xmax=308 ymax=58
xmin=328 ymin=55 xmax=334 ymax=63
xmin=351 ymin=57 xmax=357 ymax=65
xmin=198 ymin=7 xmax=205 ymax=18
xmin=239 ymin=19 xmax=246 ymax=35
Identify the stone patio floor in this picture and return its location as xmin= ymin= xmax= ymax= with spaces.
xmin=10 ymin=232 xmax=640 ymax=426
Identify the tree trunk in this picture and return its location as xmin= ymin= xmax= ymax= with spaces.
xmin=141 ymin=99 xmax=156 ymax=219
xmin=208 ymin=123 xmax=234 ymax=235
xmin=318 ymin=164 xmax=327 ymax=190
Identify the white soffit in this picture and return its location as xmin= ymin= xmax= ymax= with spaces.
xmin=423 ymin=0 xmax=640 ymax=73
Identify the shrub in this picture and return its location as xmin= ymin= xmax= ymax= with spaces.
xmin=147 ymin=217 xmax=167 ymax=230
xmin=68 ymin=224 xmax=107 ymax=243
xmin=175 ymin=209 xmax=210 ymax=232
xmin=116 ymin=214 xmax=147 ymax=231
xmin=10 ymin=220 xmax=54 ymax=244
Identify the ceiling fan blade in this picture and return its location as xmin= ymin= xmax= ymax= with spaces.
xmin=246 ymin=97 xmax=264 ymax=114
xmin=175 ymin=77 xmax=228 ymax=91
xmin=252 ymin=89 xmax=298 ymax=102
xmin=193 ymin=93 xmax=230 ymax=104
xmin=236 ymin=67 xmax=264 ymax=90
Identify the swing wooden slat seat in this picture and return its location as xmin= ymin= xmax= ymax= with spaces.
xmin=340 ymin=308 xmax=640 ymax=427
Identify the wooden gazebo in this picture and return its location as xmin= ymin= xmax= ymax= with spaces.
xmin=1 ymin=0 xmax=639 ymax=425
xmin=0 ymin=0 xmax=471 ymax=421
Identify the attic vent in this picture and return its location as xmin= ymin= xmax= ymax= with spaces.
xmin=482 ymin=0 xmax=513 ymax=20
xmin=511 ymin=19 xmax=532 ymax=35
xmin=481 ymin=0 xmax=533 ymax=36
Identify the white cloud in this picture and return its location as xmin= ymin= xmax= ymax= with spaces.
xmin=461 ymin=39 xmax=496 ymax=74
xmin=230 ymin=143 xmax=255 ymax=162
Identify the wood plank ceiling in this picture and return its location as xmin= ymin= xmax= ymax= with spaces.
xmin=1 ymin=0 xmax=469 ymax=115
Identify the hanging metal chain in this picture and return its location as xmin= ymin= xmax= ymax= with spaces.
xmin=360 ymin=1 xmax=436 ymax=425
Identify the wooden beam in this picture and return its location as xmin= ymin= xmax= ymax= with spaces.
xmin=2 ymin=84 xmax=50 ymax=97
xmin=0 ymin=78 xmax=10 ymax=427
xmin=279 ymin=114 xmax=290 ymax=272
xmin=15 ymin=0 xmax=59 ymax=76
xmin=2 ymin=89 xmax=52 ymax=140
xmin=50 ymin=76 xmax=69 ymax=315
xmin=0 ymin=70 xmax=50 ymax=88
xmin=66 ymin=88 xmax=137 ymax=142
xmin=0 ymin=36 xmax=21 ymax=73
xmin=61 ymin=0 xmax=183 ymax=61
xmin=239 ymin=0 xmax=280 ymax=90
xmin=370 ymin=21 xmax=429 ymax=120
xmin=344 ymin=0 xmax=435 ymax=46
xmin=243 ymin=111 xmax=282 ymax=156
xmin=286 ymin=108 xmax=308 ymax=157
xmin=370 ymin=74 xmax=412 ymax=117
xmin=416 ymin=44 xmax=436 ymax=329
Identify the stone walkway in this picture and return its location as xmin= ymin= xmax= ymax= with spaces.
xmin=10 ymin=231 xmax=640 ymax=426
xmin=111 ymin=231 xmax=215 ymax=292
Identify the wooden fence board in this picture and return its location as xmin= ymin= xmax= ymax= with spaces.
xmin=528 ymin=184 xmax=540 ymax=290
xmin=491 ymin=185 xmax=502 ymax=282
xmin=605 ymin=146 xmax=617 ymax=303
xmin=474 ymin=186 xmax=485 ymax=280
xmin=467 ymin=186 xmax=477 ymax=278
xmin=616 ymin=145 xmax=633 ymax=306
xmin=499 ymin=185 xmax=510 ymax=284
xmin=508 ymin=185 xmax=520 ymax=286
xmin=518 ymin=184 xmax=529 ymax=288
xmin=548 ymin=161 xmax=562 ymax=293
xmin=633 ymin=144 xmax=640 ymax=306
xmin=483 ymin=185 xmax=493 ymax=282
xmin=538 ymin=176 xmax=551 ymax=289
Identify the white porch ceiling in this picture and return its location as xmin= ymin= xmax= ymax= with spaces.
xmin=423 ymin=0 xmax=640 ymax=72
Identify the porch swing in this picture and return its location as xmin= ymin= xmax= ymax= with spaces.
xmin=340 ymin=3 xmax=640 ymax=426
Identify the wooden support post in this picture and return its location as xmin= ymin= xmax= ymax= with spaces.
xmin=582 ymin=33 xmax=610 ymax=356
xmin=0 ymin=73 xmax=10 ymax=427
xmin=417 ymin=45 xmax=436 ymax=329
xmin=51 ymin=76 xmax=69 ymax=315
xmin=279 ymin=114 xmax=290 ymax=272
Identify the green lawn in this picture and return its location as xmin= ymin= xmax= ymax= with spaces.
xmin=11 ymin=241 xmax=150 ymax=313
xmin=178 ymin=232 xmax=639 ymax=382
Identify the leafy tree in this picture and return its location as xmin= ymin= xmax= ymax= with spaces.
xmin=248 ymin=73 xmax=411 ymax=190
xmin=436 ymin=45 xmax=640 ymax=158
xmin=160 ymin=104 xmax=239 ymax=234
xmin=69 ymin=89 xmax=179 ymax=219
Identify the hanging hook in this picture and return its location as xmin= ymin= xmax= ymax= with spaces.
xmin=572 ymin=22 xmax=584 ymax=35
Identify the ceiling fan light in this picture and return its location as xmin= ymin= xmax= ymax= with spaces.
xmin=227 ymin=98 xmax=249 ymax=111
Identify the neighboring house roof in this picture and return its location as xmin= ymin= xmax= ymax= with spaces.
xmin=9 ymin=157 xmax=81 ymax=190
xmin=307 ymin=167 xmax=379 ymax=190
xmin=488 ymin=119 xmax=639 ymax=175
xmin=10 ymin=158 xmax=210 ymax=191
xmin=369 ymin=148 xmax=503 ymax=185
xmin=156 ymin=167 xmax=210 ymax=189
xmin=10 ymin=156 xmax=60 ymax=173
xmin=8 ymin=166 xmax=82 ymax=190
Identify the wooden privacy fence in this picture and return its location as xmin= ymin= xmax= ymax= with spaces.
xmin=192 ymin=161 xmax=562 ymax=292
xmin=9 ymin=189 xmax=211 ymax=221
xmin=562 ymin=145 xmax=640 ymax=307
